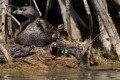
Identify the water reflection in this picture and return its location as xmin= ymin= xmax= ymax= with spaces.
xmin=0 ymin=70 xmax=120 ymax=80
xmin=78 ymin=70 xmax=120 ymax=80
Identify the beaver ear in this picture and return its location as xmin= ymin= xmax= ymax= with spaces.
xmin=36 ymin=19 xmax=44 ymax=25
xmin=57 ymin=24 xmax=65 ymax=31
xmin=36 ymin=19 xmax=41 ymax=26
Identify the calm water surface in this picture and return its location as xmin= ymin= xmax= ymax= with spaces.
xmin=0 ymin=69 xmax=120 ymax=80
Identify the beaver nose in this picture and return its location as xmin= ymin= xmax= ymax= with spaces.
xmin=13 ymin=10 xmax=23 ymax=15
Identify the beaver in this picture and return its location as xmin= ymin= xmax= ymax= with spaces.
xmin=10 ymin=46 xmax=34 ymax=58
xmin=13 ymin=6 xmax=60 ymax=47
xmin=51 ymin=46 xmax=87 ymax=69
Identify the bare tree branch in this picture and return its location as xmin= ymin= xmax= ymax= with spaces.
xmin=32 ymin=0 xmax=42 ymax=17
xmin=6 ymin=12 xmax=20 ymax=26
xmin=66 ymin=0 xmax=71 ymax=38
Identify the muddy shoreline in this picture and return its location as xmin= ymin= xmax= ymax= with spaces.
xmin=1 ymin=44 xmax=120 ymax=74
xmin=0 ymin=38 xmax=120 ymax=73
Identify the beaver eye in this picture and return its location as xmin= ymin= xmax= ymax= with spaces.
xmin=20 ymin=8 xmax=26 ymax=11
xmin=22 ymin=9 xmax=26 ymax=11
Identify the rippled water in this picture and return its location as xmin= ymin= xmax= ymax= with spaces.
xmin=0 ymin=69 xmax=120 ymax=80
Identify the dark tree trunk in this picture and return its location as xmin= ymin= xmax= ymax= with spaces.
xmin=113 ymin=0 xmax=120 ymax=16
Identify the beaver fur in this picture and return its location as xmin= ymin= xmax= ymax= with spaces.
xmin=13 ymin=6 xmax=60 ymax=47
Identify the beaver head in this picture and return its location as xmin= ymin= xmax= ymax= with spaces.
xmin=13 ymin=6 xmax=39 ymax=21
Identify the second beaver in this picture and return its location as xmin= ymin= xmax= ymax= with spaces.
xmin=13 ymin=6 xmax=61 ymax=47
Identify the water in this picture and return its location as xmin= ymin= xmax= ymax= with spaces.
xmin=0 ymin=69 xmax=120 ymax=80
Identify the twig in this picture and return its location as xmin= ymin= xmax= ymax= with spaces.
xmin=66 ymin=0 xmax=72 ymax=38
xmin=45 ymin=0 xmax=50 ymax=19
xmin=83 ymin=0 xmax=93 ymax=41
xmin=32 ymin=0 xmax=42 ymax=17
xmin=35 ymin=53 xmax=48 ymax=66
xmin=0 ymin=44 xmax=13 ymax=63
xmin=6 ymin=12 xmax=20 ymax=26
